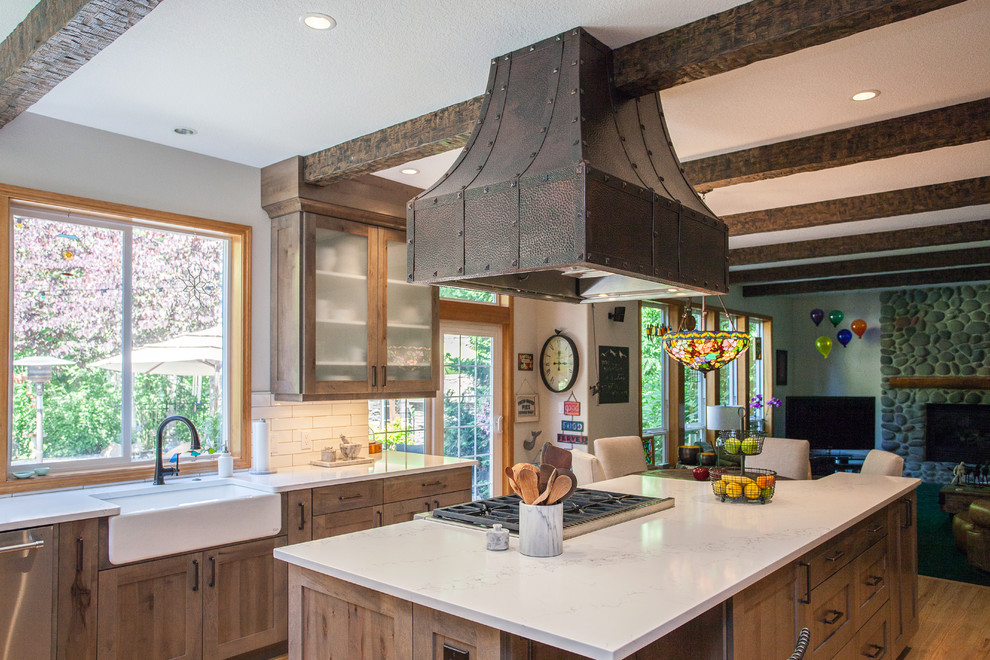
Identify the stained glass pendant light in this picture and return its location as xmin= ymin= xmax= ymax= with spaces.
xmin=662 ymin=298 xmax=750 ymax=373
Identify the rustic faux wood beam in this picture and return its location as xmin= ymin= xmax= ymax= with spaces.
xmin=684 ymin=98 xmax=990 ymax=190
xmin=612 ymin=0 xmax=965 ymax=97
xmin=888 ymin=376 xmax=990 ymax=389
xmin=302 ymin=97 xmax=483 ymax=186
xmin=730 ymin=247 xmax=990 ymax=284
xmin=299 ymin=0 xmax=963 ymax=185
xmin=730 ymin=219 xmax=990 ymax=266
xmin=741 ymin=265 xmax=990 ymax=296
xmin=0 ymin=0 xmax=161 ymax=128
xmin=723 ymin=177 xmax=990 ymax=235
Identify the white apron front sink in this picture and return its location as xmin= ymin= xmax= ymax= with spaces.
xmin=94 ymin=482 xmax=281 ymax=564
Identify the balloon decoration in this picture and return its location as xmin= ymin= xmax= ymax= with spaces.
xmin=837 ymin=329 xmax=852 ymax=347
xmin=828 ymin=310 xmax=844 ymax=327
xmin=815 ymin=336 xmax=833 ymax=359
xmin=810 ymin=309 xmax=824 ymax=326
xmin=851 ymin=319 xmax=867 ymax=339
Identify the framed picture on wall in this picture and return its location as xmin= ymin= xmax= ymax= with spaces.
xmin=515 ymin=394 xmax=539 ymax=422
xmin=775 ymin=349 xmax=788 ymax=386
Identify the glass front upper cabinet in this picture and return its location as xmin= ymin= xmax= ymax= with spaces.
xmin=383 ymin=232 xmax=435 ymax=389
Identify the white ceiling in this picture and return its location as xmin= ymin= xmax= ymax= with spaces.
xmin=3 ymin=0 xmax=989 ymax=283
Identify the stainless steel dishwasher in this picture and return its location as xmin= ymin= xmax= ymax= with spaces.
xmin=0 ymin=525 xmax=55 ymax=659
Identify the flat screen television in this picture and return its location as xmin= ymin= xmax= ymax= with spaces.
xmin=785 ymin=396 xmax=876 ymax=453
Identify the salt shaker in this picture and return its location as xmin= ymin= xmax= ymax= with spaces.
xmin=486 ymin=523 xmax=509 ymax=551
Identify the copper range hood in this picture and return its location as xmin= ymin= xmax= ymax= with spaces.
xmin=406 ymin=28 xmax=728 ymax=303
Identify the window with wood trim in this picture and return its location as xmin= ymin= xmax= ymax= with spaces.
xmin=2 ymin=186 xmax=250 ymax=488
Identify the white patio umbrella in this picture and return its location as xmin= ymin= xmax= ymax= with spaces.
xmin=90 ymin=326 xmax=222 ymax=376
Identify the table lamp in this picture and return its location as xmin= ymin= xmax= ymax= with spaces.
xmin=707 ymin=405 xmax=746 ymax=452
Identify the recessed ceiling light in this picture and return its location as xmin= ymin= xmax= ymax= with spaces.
xmin=851 ymin=89 xmax=880 ymax=102
xmin=173 ymin=127 xmax=197 ymax=135
xmin=400 ymin=168 xmax=420 ymax=175
xmin=302 ymin=13 xmax=336 ymax=30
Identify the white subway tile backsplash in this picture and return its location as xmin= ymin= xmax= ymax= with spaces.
xmin=251 ymin=395 xmax=370 ymax=462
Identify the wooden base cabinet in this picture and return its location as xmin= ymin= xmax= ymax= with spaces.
xmin=57 ymin=519 xmax=99 ymax=660
xmin=888 ymin=492 xmax=918 ymax=658
xmin=98 ymin=537 xmax=287 ymax=660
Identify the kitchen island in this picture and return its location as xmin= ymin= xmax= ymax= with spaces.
xmin=275 ymin=472 xmax=919 ymax=659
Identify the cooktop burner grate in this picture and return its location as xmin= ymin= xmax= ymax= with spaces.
xmin=430 ymin=488 xmax=673 ymax=537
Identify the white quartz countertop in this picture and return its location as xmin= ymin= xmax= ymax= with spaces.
xmin=0 ymin=452 xmax=475 ymax=532
xmin=274 ymin=472 xmax=920 ymax=660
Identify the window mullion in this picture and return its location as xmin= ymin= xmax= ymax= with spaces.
xmin=121 ymin=227 xmax=134 ymax=461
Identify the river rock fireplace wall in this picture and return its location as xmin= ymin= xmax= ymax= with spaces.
xmin=880 ymin=284 xmax=990 ymax=483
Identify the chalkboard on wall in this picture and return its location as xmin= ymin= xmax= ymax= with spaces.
xmin=597 ymin=345 xmax=629 ymax=404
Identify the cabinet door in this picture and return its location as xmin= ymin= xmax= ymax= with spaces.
xmin=97 ymin=554 xmax=203 ymax=660
xmin=733 ymin=563 xmax=799 ymax=659
xmin=799 ymin=559 xmax=856 ymax=660
xmin=378 ymin=228 xmax=439 ymax=395
xmin=888 ymin=493 xmax=918 ymax=658
xmin=203 ymin=537 xmax=288 ymax=660
xmin=305 ymin=214 xmax=377 ymax=395
xmin=287 ymin=489 xmax=313 ymax=546
xmin=312 ymin=505 xmax=384 ymax=539
xmin=56 ymin=519 xmax=98 ymax=660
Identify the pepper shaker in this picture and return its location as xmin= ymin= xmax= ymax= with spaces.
xmin=486 ymin=523 xmax=509 ymax=551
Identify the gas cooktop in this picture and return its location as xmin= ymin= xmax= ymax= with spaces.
xmin=429 ymin=488 xmax=674 ymax=539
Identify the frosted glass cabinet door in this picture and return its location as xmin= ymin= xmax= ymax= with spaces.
xmin=383 ymin=233 xmax=435 ymax=390
xmin=313 ymin=225 xmax=370 ymax=385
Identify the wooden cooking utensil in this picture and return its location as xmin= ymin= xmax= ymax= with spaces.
xmin=546 ymin=474 xmax=572 ymax=505
xmin=516 ymin=468 xmax=540 ymax=505
xmin=542 ymin=443 xmax=573 ymax=470
xmin=504 ymin=466 xmax=523 ymax=497
xmin=538 ymin=464 xmax=555 ymax=493
xmin=532 ymin=468 xmax=557 ymax=505
xmin=554 ymin=468 xmax=578 ymax=501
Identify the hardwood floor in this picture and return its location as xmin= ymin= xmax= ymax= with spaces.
xmin=906 ymin=576 xmax=990 ymax=659
xmin=267 ymin=575 xmax=990 ymax=660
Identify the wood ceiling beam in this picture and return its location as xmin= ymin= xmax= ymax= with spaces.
xmin=730 ymin=247 xmax=990 ymax=284
xmin=683 ymin=97 xmax=990 ymax=190
xmin=0 ymin=0 xmax=161 ymax=128
xmin=741 ymin=265 xmax=990 ymax=296
xmin=730 ymin=219 xmax=990 ymax=266
xmin=613 ymin=0 xmax=965 ymax=97
xmin=302 ymin=97 xmax=484 ymax=187
xmin=723 ymin=176 xmax=990 ymax=235
xmin=301 ymin=0 xmax=962 ymax=185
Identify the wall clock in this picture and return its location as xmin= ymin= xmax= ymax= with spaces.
xmin=540 ymin=330 xmax=579 ymax=392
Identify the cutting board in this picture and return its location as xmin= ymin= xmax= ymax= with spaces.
xmin=310 ymin=457 xmax=376 ymax=468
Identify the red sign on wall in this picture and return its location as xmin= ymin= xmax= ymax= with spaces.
xmin=563 ymin=401 xmax=581 ymax=416
xmin=557 ymin=433 xmax=588 ymax=445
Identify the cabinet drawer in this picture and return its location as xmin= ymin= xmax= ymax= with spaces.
xmin=801 ymin=560 xmax=856 ymax=660
xmin=312 ymin=506 xmax=383 ymax=539
xmin=835 ymin=605 xmax=890 ymax=660
xmin=848 ymin=510 xmax=888 ymax=561
xmin=805 ymin=530 xmax=857 ymax=589
xmin=853 ymin=538 xmax=889 ymax=629
xmin=383 ymin=467 xmax=473 ymax=503
xmin=382 ymin=489 xmax=473 ymax=525
xmin=312 ymin=480 xmax=383 ymax=515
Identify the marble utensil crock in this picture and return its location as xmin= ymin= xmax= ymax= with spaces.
xmin=519 ymin=502 xmax=563 ymax=557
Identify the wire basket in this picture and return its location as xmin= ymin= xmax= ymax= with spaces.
xmin=716 ymin=431 xmax=766 ymax=457
xmin=710 ymin=467 xmax=777 ymax=504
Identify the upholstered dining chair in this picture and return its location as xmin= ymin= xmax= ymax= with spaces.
xmin=860 ymin=449 xmax=904 ymax=476
xmin=593 ymin=436 xmax=648 ymax=480
xmin=569 ymin=449 xmax=607 ymax=486
xmin=745 ymin=437 xmax=812 ymax=481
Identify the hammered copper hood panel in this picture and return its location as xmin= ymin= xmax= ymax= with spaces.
xmin=407 ymin=28 xmax=728 ymax=303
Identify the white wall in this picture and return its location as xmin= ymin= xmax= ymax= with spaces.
xmin=585 ymin=303 xmax=641 ymax=447
xmin=0 ymin=114 xmax=272 ymax=390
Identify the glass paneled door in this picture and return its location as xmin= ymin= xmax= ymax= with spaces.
xmin=432 ymin=323 xmax=502 ymax=499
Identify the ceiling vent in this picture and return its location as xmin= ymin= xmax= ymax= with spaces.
xmin=407 ymin=28 xmax=728 ymax=303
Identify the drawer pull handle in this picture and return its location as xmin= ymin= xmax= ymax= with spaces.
xmin=434 ymin=499 xmax=440 ymax=509
xmin=298 ymin=501 xmax=306 ymax=530
xmin=75 ymin=536 xmax=84 ymax=572
xmin=866 ymin=575 xmax=884 ymax=587
xmin=339 ymin=494 xmax=365 ymax=501
xmin=799 ymin=561 xmax=811 ymax=604
xmin=868 ymin=525 xmax=884 ymax=534
xmin=823 ymin=609 xmax=843 ymax=625
xmin=864 ymin=644 xmax=884 ymax=658
xmin=422 ymin=480 xmax=443 ymax=488
xmin=424 ymin=501 xmax=432 ymax=511
xmin=376 ymin=510 xmax=383 ymax=526
xmin=902 ymin=498 xmax=913 ymax=529
xmin=371 ymin=366 xmax=377 ymax=387
xmin=192 ymin=559 xmax=200 ymax=592
xmin=208 ymin=556 xmax=216 ymax=588
xmin=825 ymin=550 xmax=845 ymax=562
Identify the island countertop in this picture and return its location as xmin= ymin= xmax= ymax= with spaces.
xmin=274 ymin=471 xmax=920 ymax=660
